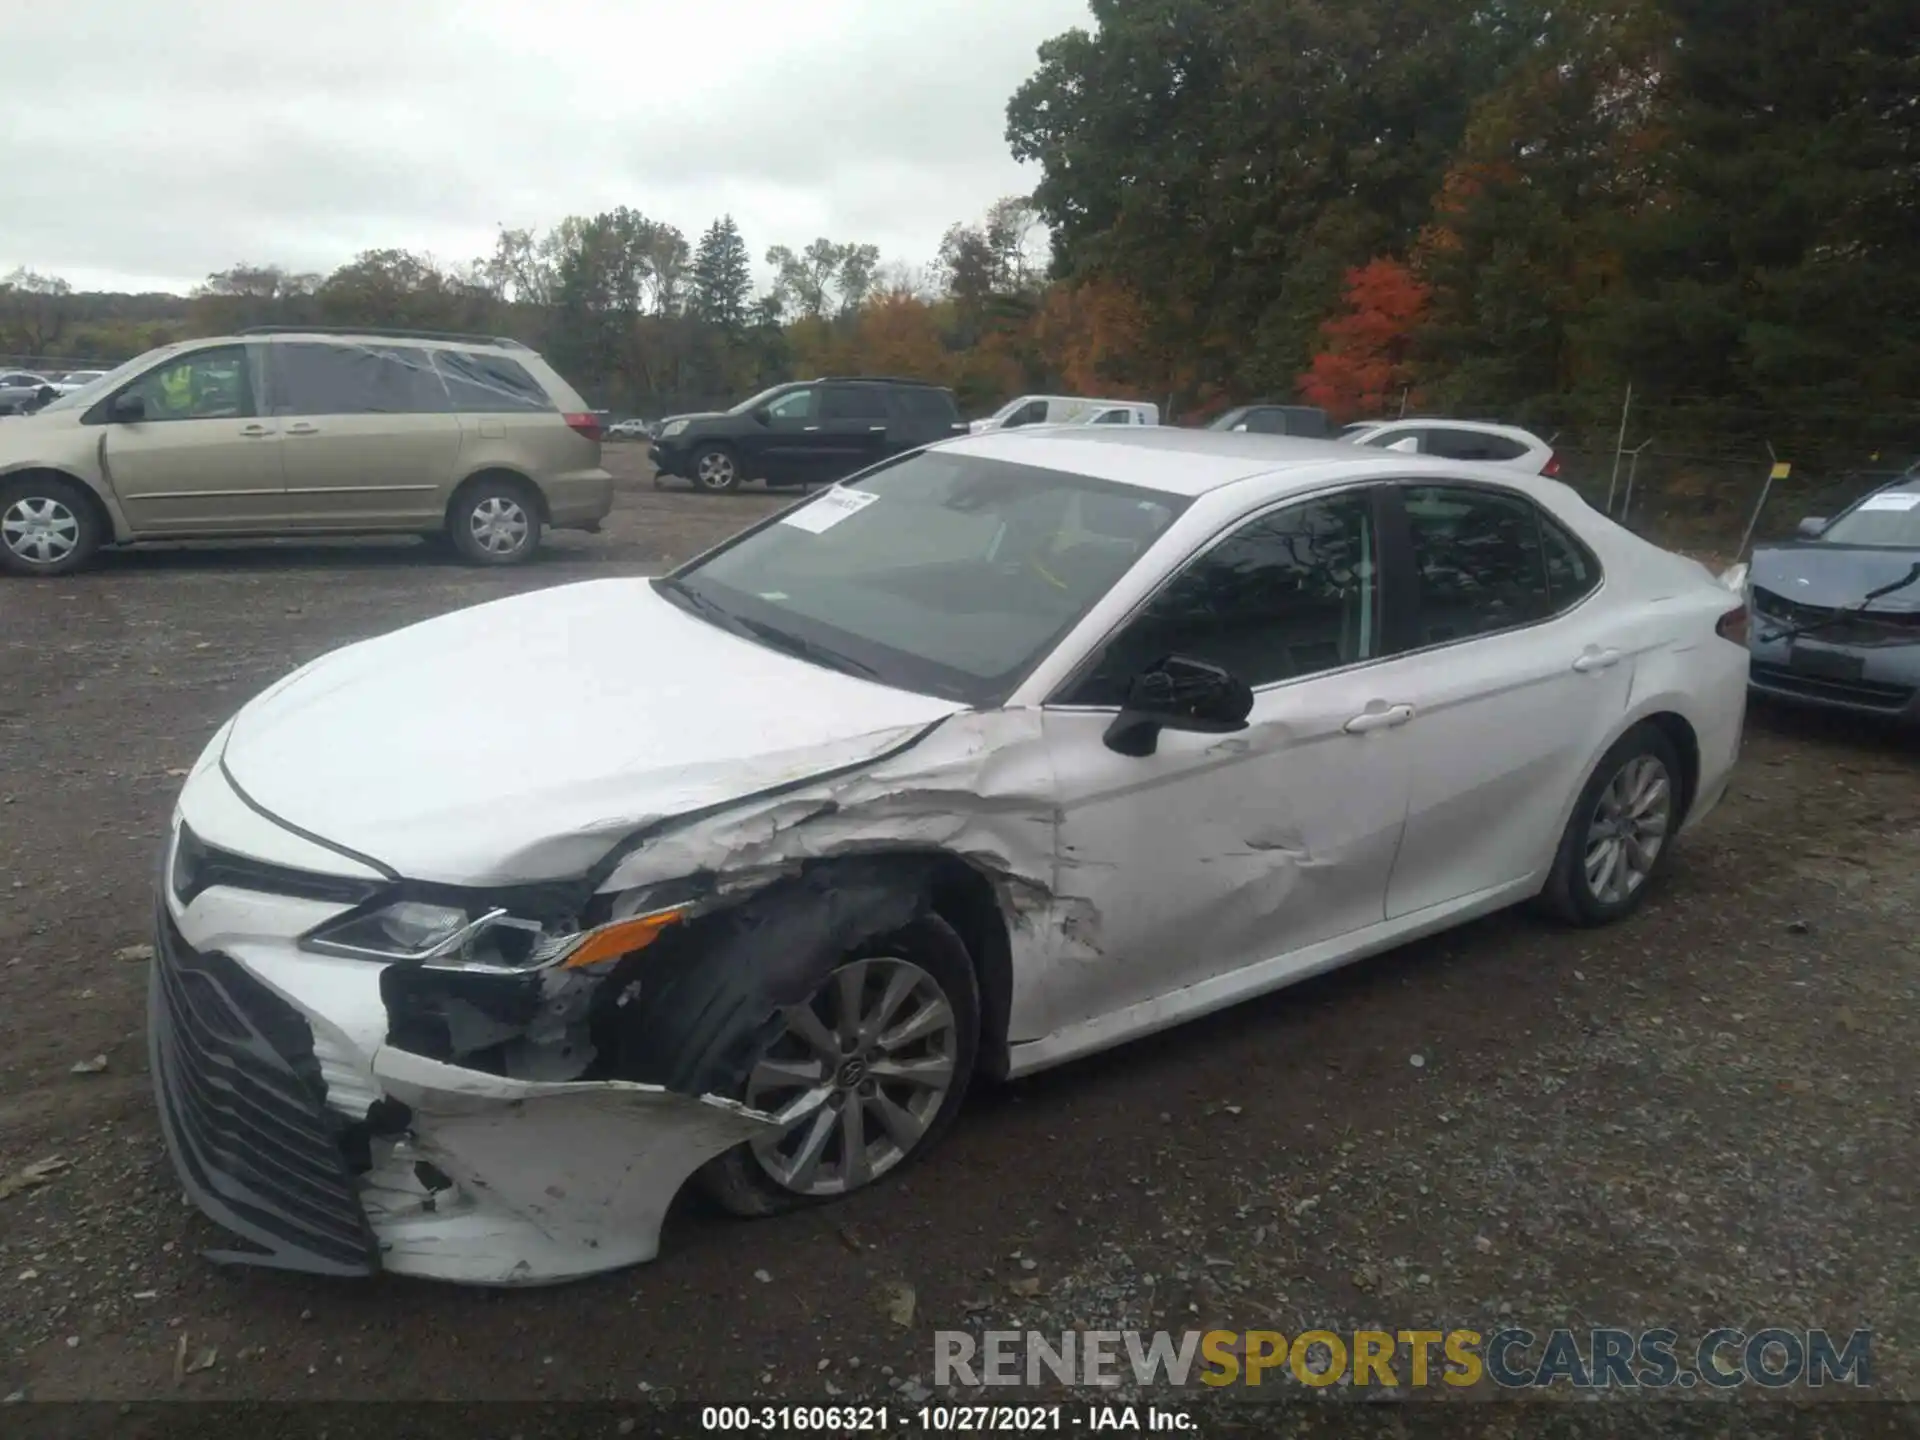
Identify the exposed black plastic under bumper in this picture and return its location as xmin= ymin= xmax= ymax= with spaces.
xmin=148 ymin=904 xmax=379 ymax=1276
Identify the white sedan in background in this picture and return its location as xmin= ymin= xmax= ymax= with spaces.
xmin=150 ymin=427 xmax=1747 ymax=1284
xmin=1345 ymin=418 xmax=1560 ymax=476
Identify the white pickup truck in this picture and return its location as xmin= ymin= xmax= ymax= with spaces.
xmin=970 ymin=395 xmax=1160 ymax=432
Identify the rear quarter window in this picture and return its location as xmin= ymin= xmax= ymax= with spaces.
xmin=432 ymin=350 xmax=555 ymax=414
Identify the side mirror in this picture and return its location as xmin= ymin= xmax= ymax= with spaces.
xmin=1796 ymin=516 xmax=1827 ymax=539
xmin=1103 ymin=655 xmax=1255 ymax=758
xmin=109 ymin=392 xmax=146 ymax=423
xmin=750 ymin=407 xmax=772 ymax=426
xmin=1385 ymin=436 xmax=1420 ymax=454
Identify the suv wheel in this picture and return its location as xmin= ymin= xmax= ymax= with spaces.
xmin=448 ymin=477 xmax=542 ymax=566
xmin=0 ymin=475 xmax=102 ymax=577
xmin=692 ymin=446 xmax=741 ymax=494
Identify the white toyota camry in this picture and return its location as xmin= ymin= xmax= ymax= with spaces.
xmin=152 ymin=426 xmax=1749 ymax=1285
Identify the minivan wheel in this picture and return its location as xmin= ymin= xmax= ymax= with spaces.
xmin=1538 ymin=723 xmax=1684 ymax=927
xmin=692 ymin=446 xmax=741 ymax=494
xmin=0 ymin=475 xmax=102 ymax=577
xmin=699 ymin=915 xmax=980 ymax=1218
xmin=447 ymin=478 xmax=542 ymax=565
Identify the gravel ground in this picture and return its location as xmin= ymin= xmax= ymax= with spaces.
xmin=1 ymin=450 xmax=1914 ymax=1418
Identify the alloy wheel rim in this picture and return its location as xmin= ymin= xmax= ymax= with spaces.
xmin=469 ymin=496 xmax=529 ymax=555
xmin=1584 ymin=754 xmax=1672 ymax=905
xmin=2 ymin=497 xmax=79 ymax=564
xmin=696 ymin=453 xmax=735 ymax=489
xmin=745 ymin=956 xmax=957 ymax=1196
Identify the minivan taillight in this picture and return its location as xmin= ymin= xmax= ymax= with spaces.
xmin=1716 ymin=603 xmax=1749 ymax=645
xmin=1542 ymin=451 xmax=1562 ymax=478
xmin=564 ymin=412 xmax=603 ymax=442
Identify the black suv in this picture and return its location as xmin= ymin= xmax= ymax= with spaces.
xmin=650 ymin=377 xmax=965 ymax=493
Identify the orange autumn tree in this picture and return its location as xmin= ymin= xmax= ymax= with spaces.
xmin=1298 ymin=258 xmax=1431 ymax=422
xmin=1034 ymin=278 xmax=1150 ymax=395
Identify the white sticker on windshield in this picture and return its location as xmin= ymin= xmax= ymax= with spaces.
xmin=780 ymin=486 xmax=879 ymax=534
xmin=1857 ymin=493 xmax=1920 ymax=512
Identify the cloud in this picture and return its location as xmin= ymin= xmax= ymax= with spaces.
xmin=0 ymin=0 xmax=1089 ymax=292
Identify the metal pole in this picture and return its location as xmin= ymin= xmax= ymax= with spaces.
xmin=1620 ymin=438 xmax=1653 ymax=526
xmin=1736 ymin=443 xmax=1780 ymax=563
xmin=1604 ymin=382 xmax=1633 ymax=515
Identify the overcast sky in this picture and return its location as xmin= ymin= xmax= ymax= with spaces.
xmin=0 ymin=0 xmax=1090 ymax=295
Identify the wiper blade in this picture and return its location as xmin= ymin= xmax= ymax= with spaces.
xmin=735 ymin=618 xmax=881 ymax=680
xmin=1757 ymin=561 xmax=1920 ymax=644
xmin=652 ymin=576 xmax=758 ymax=639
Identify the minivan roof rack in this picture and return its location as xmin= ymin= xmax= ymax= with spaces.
xmin=237 ymin=325 xmax=528 ymax=349
xmin=812 ymin=374 xmax=943 ymax=387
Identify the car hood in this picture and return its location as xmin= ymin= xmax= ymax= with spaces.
xmin=220 ymin=579 xmax=967 ymax=885
xmin=0 ymin=407 xmax=78 ymax=451
xmin=661 ymin=411 xmax=727 ymax=428
xmin=1750 ymin=543 xmax=1920 ymax=612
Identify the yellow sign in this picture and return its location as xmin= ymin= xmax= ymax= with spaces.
xmin=1771 ymin=462 xmax=1792 ymax=480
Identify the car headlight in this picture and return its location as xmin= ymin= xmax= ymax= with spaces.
xmin=301 ymin=897 xmax=694 ymax=972
xmin=661 ymin=419 xmax=688 ymax=438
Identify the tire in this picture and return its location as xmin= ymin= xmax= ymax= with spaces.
xmin=691 ymin=445 xmax=741 ymax=494
xmin=447 ymin=475 xmax=542 ymax=566
xmin=699 ymin=913 xmax=981 ymax=1218
xmin=0 ymin=474 xmax=103 ymax=577
xmin=1537 ymin=723 xmax=1685 ymax=927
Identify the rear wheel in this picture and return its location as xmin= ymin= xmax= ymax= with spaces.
xmin=1538 ymin=724 xmax=1683 ymax=926
xmin=0 ymin=475 xmax=103 ymax=577
xmin=699 ymin=915 xmax=979 ymax=1217
xmin=447 ymin=476 xmax=542 ymax=565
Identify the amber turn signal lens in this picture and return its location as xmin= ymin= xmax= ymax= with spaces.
xmin=558 ymin=909 xmax=687 ymax=969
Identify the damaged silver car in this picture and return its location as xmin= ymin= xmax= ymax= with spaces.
xmin=152 ymin=427 xmax=1749 ymax=1284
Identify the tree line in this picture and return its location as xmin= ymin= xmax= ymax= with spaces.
xmin=4 ymin=0 xmax=1915 ymax=457
xmin=0 ymin=197 xmax=1110 ymax=420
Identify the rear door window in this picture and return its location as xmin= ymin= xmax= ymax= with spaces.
xmin=271 ymin=343 xmax=451 ymax=415
xmin=1398 ymin=484 xmax=1554 ymax=645
xmin=432 ymin=349 xmax=554 ymax=414
xmin=890 ymin=387 xmax=958 ymax=424
xmin=821 ymin=384 xmax=890 ymax=421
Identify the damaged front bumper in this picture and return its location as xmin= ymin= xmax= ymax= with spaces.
xmin=149 ymin=892 xmax=782 ymax=1286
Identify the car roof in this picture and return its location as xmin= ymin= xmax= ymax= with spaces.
xmin=942 ymin=425 xmax=1487 ymax=497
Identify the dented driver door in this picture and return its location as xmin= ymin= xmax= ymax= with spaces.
xmin=1033 ymin=486 xmax=1417 ymax=1035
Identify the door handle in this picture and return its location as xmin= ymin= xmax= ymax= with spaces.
xmin=803 ymin=425 xmax=819 ymax=432
xmin=1573 ymin=648 xmax=1623 ymax=673
xmin=286 ymin=422 xmax=319 ymax=436
xmin=1344 ymin=703 xmax=1415 ymax=735
xmin=868 ymin=426 xmax=887 ymax=432
xmin=239 ymin=423 xmax=273 ymax=437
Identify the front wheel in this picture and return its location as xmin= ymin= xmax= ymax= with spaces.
xmin=1538 ymin=724 xmax=1684 ymax=926
xmin=700 ymin=915 xmax=979 ymax=1217
xmin=691 ymin=446 xmax=741 ymax=494
xmin=447 ymin=477 xmax=542 ymax=566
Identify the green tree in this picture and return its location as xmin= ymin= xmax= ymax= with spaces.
xmin=690 ymin=216 xmax=753 ymax=333
xmin=1007 ymin=0 xmax=1538 ymax=403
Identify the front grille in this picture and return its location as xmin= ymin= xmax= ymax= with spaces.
xmin=1750 ymin=662 xmax=1916 ymax=712
xmin=149 ymin=906 xmax=379 ymax=1275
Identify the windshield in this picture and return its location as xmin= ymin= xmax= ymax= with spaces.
xmin=727 ymin=384 xmax=791 ymax=416
xmin=36 ymin=346 xmax=182 ymax=413
xmin=664 ymin=450 xmax=1189 ymax=705
xmin=1819 ymin=492 xmax=1920 ymax=547
xmin=1205 ymin=409 xmax=1249 ymax=431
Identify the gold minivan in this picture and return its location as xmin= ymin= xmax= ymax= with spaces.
xmin=0 ymin=327 xmax=614 ymax=576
